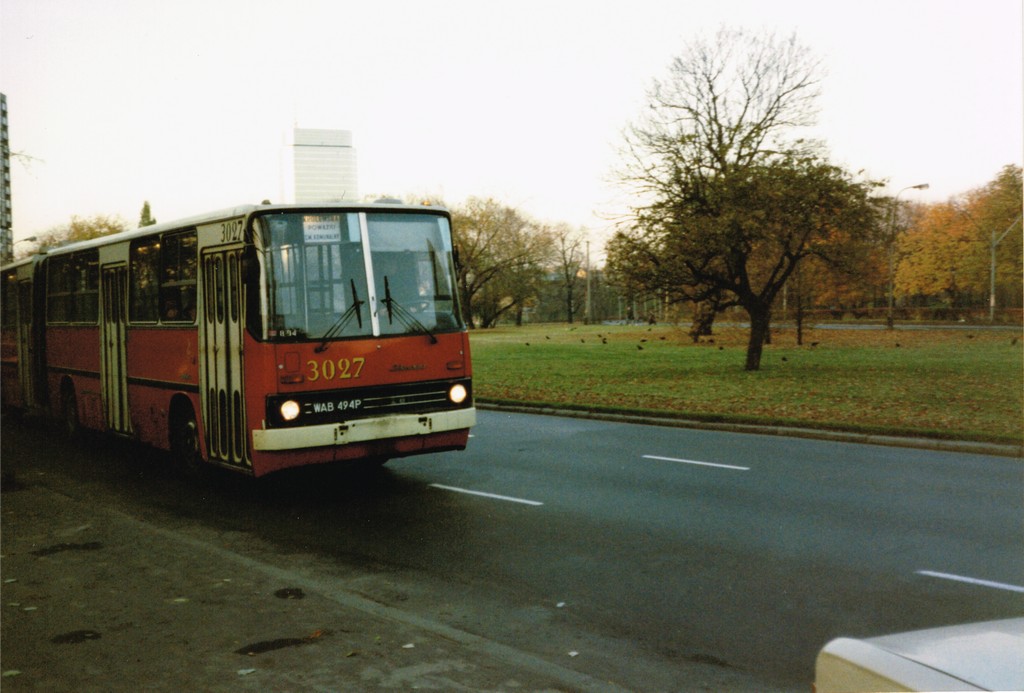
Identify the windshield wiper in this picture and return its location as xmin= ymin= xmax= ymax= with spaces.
xmin=314 ymin=280 xmax=364 ymax=353
xmin=383 ymin=276 xmax=438 ymax=344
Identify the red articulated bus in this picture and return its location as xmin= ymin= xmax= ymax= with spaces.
xmin=1 ymin=203 xmax=475 ymax=477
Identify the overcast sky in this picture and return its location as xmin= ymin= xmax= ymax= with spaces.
xmin=2 ymin=0 xmax=1021 ymax=245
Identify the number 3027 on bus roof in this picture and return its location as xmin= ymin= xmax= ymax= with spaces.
xmin=220 ymin=219 xmax=245 ymax=243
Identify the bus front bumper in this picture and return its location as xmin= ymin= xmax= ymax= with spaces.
xmin=251 ymin=407 xmax=476 ymax=452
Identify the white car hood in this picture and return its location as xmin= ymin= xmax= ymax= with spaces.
xmin=866 ymin=617 xmax=1024 ymax=691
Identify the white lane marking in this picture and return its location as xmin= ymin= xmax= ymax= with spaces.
xmin=916 ymin=570 xmax=1024 ymax=593
xmin=642 ymin=455 xmax=750 ymax=471
xmin=429 ymin=483 xmax=544 ymax=506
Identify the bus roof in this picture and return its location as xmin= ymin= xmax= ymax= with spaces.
xmin=4 ymin=201 xmax=451 ymax=266
xmin=1 ymin=255 xmax=38 ymax=272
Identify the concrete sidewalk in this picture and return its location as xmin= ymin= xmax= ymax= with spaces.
xmin=0 ymin=470 xmax=619 ymax=692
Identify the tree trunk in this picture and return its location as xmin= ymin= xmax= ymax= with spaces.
xmin=689 ymin=300 xmax=716 ymax=342
xmin=745 ymin=305 xmax=772 ymax=371
xmin=794 ymin=270 xmax=804 ymax=346
xmin=458 ymin=277 xmax=475 ymax=328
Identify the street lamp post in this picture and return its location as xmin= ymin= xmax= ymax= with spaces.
xmin=886 ymin=183 xmax=929 ymax=329
xmin=2 ymin=236 xmax=36 ymax=264
xmin=585 ymin=240 xmax=593 ymax=325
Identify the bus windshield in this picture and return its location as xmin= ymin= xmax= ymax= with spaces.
xmin=260 ymin=210 xmax=464 ymax=341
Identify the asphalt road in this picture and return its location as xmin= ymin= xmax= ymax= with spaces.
xmin=2 ymin=410 xmax=1022 ymax=691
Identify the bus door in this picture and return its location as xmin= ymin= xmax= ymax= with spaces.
xmin=199 ymin=246 xmax=249 ymax=468
xmin=100 ymin=264 xmax=131 ymax=434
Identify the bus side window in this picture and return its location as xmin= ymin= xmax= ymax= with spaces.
xmin=160 ymin=231 xmax=197 ymax=323
xmin=46 ymin=256 xmax=73 ymax=323
xmin=130 ymin=237 xmax=160 ymax=322
xmin=43 ymin=251 xmax=99 ymax=324
xmin=76 ymin=251 xmax=99 ymax=323
xmin=46 ymin=260 xmax=62 ymax=323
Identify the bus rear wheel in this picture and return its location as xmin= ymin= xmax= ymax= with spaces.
xmin=170 ymin=404 xmax=203 ymax=477
xmin=61 ymin=384 xmax=80 ymax=439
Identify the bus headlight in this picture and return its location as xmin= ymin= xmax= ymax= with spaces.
xmin=280 ymin=399 xmax=301 ymax=421
xmin=448 ymin=383 xmax=468 ymax=405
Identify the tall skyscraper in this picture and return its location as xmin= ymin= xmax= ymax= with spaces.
xmin=292 ymin=128 xmax=358 ymax=203
xmin=1 ymin=94 xmax=12 ymax=265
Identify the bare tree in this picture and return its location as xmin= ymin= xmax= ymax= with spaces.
xmin=548 ymin=223 xmax=586 ymax=323
xmin=450 ymin=197 xmax=551 ymax=327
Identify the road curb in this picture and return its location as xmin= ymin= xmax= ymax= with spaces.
xmin=477 ymin=402 xmax=1024 ymax=459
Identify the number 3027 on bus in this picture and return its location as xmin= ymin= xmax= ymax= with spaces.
xmin=220 ymin=219 xmax=244 ymax=243
xmin=306 ymin=357 xmax=366 ymax=382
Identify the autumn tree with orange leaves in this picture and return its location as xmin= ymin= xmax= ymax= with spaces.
xmin=896 ymin=165 xmax=1022 ymax=315
xmin=34 ymin=214 xmax=129 ymax=253
xmin=896 ymin=202 xmax=977 ymax=307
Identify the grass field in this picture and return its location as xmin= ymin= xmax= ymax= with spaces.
xmin=468 ymin=323 xmax=1024 ymax=445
